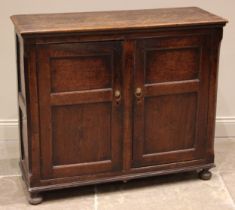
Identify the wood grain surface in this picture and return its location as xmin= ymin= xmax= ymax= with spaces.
xmin=11 ymin=7 xmax=227 ymax=34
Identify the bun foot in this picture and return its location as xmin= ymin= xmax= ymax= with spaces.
xmin=28 ymin=192 xmax=43 ymax=205
xmin=198 ymin=169 xmax=212 ymax=180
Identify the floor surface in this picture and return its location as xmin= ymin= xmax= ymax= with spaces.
xmin=0 ymin=138 xmax=235 ymax=210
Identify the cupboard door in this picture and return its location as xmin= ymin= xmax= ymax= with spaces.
xmin=37 ymin=41 xmax=123 ymax=179
xmin=132 ymin=35 xmax=210 ymax=168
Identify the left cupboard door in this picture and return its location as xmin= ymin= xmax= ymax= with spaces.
xmin=37 ymin=41 xmax=123 ymax=180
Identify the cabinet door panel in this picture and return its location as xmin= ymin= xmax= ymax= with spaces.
xmin=51 ymin=54 xmax=112 ymax=92
xmin=52 ymin=103 xmax=112 ymax=166
xmin=133 ymin=35 xmax=210 ymax=168
xmin=144 ymin=93 xmax=197 ymax=154
xmin=145 ymin=47 xmax=199 ymax=83
xmin=37 ymin=41 xmax=123 ymax=179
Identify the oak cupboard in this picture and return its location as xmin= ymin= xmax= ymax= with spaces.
xmin=11 ymin=7 xmax=227 ymax=204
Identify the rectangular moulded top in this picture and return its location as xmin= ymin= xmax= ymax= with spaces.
xmin=11 ymin=7 xmax=227 ymax=35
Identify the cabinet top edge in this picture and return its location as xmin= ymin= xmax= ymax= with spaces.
xmin=11 ymin=7 xmax=227 ymax=35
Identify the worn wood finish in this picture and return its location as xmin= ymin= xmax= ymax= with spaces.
xmin=37 ymin=41 xmax=123 ymax=179
xmin=11 ymin=7 xmax=227 ymax=35
xmin=11 ymin=7 xmax=227 ymax=204
xmin=132 ymin=34 xmax=210 ymax=167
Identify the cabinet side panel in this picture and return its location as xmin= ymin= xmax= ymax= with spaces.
xmin=16 ymin=34 xmax=43 ymax=188
xmin=16 ymin=34 xmax=24 ymax=161
xmin=206 ymin=28 xmax=224 ymax=162
xmin=16 ymin=34 xmax=29 ymax=179
xmin=23 ymin=39 xmax=42 ymax=187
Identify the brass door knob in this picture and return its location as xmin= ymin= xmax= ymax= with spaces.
xmin=114 ymin=90 xmax=121 ymax=103
xmin=135 ymin=87 xmax=142 ymax=98
xmin=115 ymin=90 xmax=121 ymax=98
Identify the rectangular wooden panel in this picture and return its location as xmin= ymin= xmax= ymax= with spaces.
xmin=145 ymin=47 xmax=200 ymax=83
xmin=16 ymin=35 xmax=27 ymax=101
xmin=51 ymin=55 xmax=112 ymax=92
xmin=52 ymin=103 xmax=112 ymax=166
xmin=144 ymin=93 xmax=197 ymax=154
xmin=19 ymin=108 xmax=26 ymax=161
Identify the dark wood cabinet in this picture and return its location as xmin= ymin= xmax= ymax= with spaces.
xmin=11 ymin=7 xmax=227 ymax=204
